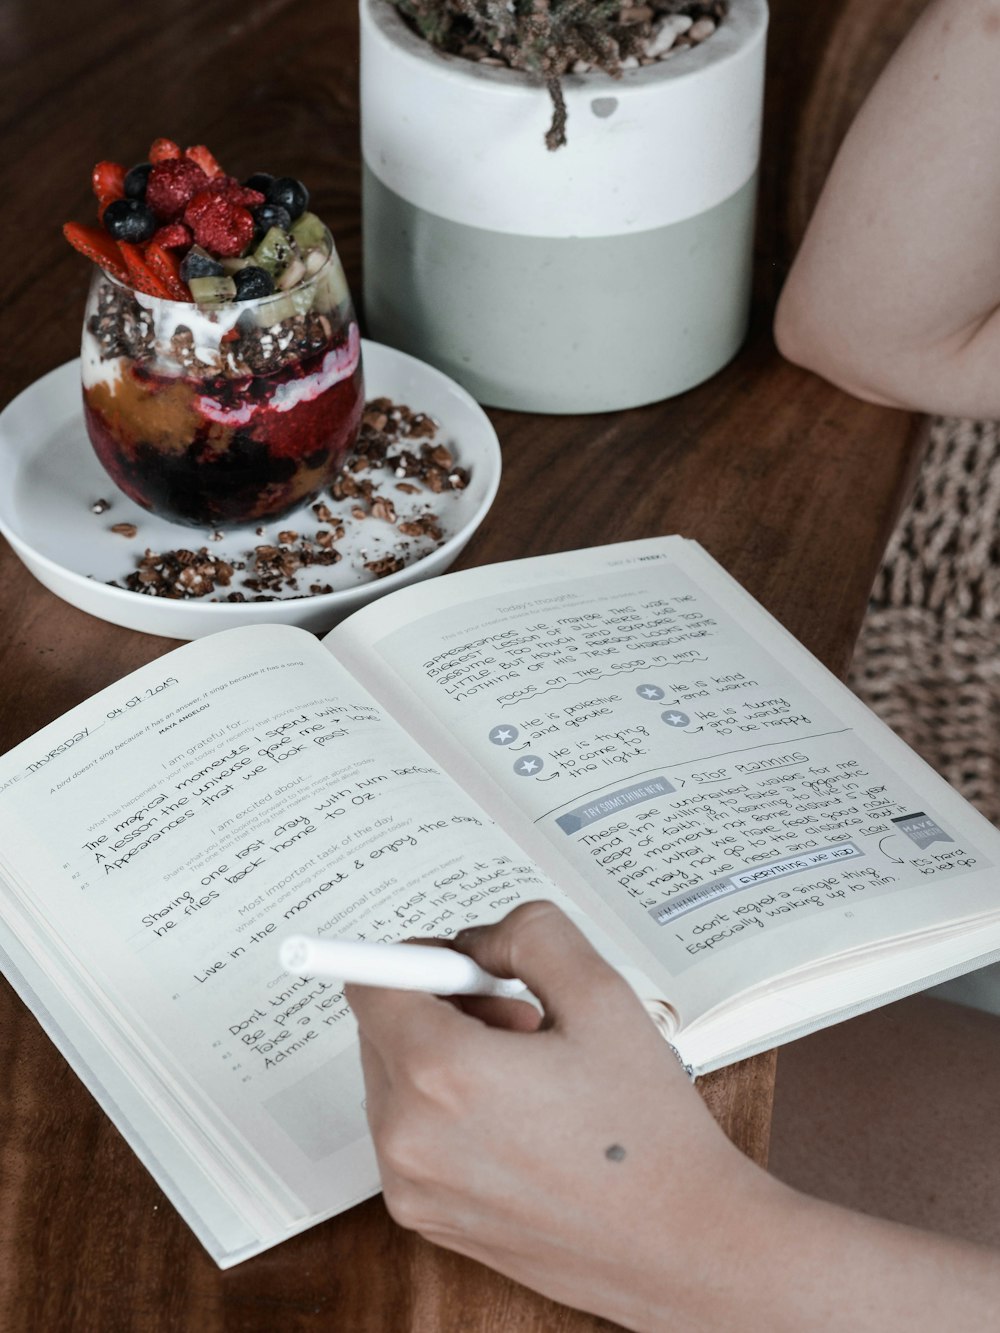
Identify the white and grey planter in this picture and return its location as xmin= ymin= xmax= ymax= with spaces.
xmin=360 ymin=0 xmax=768 ymax=414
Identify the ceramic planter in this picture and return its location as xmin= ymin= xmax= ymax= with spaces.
xmin=360 ymin=0 xmax=768 ymax=413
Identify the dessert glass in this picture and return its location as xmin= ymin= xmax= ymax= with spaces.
xmin=81 ymin=238 xmax=364 ymax=528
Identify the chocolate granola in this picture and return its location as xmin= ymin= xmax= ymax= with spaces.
xmin=87 ymin=282 xmax=155 ymax=362
xmin=88 ymin=271 xmax=349 ymax=382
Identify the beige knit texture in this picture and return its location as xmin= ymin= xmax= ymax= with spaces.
xmin=848 ymin=417 xmax=1000 ymax=826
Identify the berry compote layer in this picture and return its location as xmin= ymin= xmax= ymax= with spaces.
xmin=81 ymin=248 xmax=363 ymax=528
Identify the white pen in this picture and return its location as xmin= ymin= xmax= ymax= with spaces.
xmin=279 ymin=935 xmax=529 ymax=999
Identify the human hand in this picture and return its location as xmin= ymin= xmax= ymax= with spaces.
xmin=346 ymin=901 xmax=780 ymax=1330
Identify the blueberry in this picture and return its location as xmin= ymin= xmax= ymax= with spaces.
xmin=233 ymin=266 xmax=276 ymax=301
xmin=179 ymin=249 xmax=225 ymax=282
xmin=267 ymin=177 xmax=309 ymax=221
xmin=123 ymin=162 xmax=153 ymax=200
xmin=243 ymin=172 xmax=274 ymax=194
xmin=250 ymin=202 xmax=292 ymax=242
xmin=103 ymin=198 xmax=156 ymax=243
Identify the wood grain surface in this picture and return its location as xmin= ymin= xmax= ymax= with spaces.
xmin=0 ymin=0 xmax=927 ymax=1328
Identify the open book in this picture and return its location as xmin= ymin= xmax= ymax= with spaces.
xmin=2 ymin=536 xmax=999 ymax=1266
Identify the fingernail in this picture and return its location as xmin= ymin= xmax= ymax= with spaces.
xmin=453 ymin=926 xmax=483 ymax=947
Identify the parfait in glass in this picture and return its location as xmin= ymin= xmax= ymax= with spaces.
xmin=67 ymin=139 xmax=363 ymax=528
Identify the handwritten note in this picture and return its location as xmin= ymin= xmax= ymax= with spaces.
xmin=0 ymin=628 xmax=561 ymax=1215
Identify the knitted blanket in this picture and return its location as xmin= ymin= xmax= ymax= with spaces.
xmin=848 ymin=417 xmax=1000 ymax=827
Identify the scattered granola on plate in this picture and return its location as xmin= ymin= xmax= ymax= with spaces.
xmin=100 ymin=396 xmax=470 ymax=601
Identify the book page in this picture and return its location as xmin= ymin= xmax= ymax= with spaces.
xmin=329 ymin=538 xmax=1000 ymax=1025
xmin=0 ymin=623 xmax=583 ymax=1257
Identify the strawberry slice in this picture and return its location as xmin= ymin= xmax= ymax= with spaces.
xmin=118 ymin=241 xmax=174 ymax=298
xmin=185 ymin=144 xmax=223 ymax=178
xmin=62 ymin=221 xmax=130 ymax=283
xmin=92 ymin=161 xmax=125 ymax=207
xmin=149 ymin=137 xmax=182 ymax=164
xmin=144 ymin=242 xmax=191 ymax=301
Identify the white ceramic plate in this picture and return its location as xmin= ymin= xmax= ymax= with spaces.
xmin=0 ymin=343 xmax=501 ymax=640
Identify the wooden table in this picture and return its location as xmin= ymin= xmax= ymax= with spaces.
xmin=0 ymin=0 xmax=927 ymax=1327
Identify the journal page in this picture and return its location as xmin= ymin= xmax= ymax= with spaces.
xmin=0 ymin=623 xmax=575 ymax=1253
xmin=328 ymin=537 xmax=1000 ymax=1026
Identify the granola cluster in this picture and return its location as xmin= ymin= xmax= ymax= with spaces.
xmin=103 ymin=395 xmax=471 ymax=601
xmin=86 ymin=282 xmax=155 ymax=362
xmin=165 ymin=307 xmax=344 ymax=379
xmin=224 ymin=308 xmax=340 ymax=377
xmin=87 ymin=274 xmax=348 ymax=382
xmin=347 ymin=397 xmax=470 ymax=495
xmin=124 ymin=547 xmax=237 ymax=599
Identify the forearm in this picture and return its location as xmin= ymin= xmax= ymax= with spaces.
xmin=689 ymin=1178 xmax=1000 ymax=1333
xmin=775 ymin=0 xmax=1000 ymax=417
xmin=553 ymin=1159 xmax=1000 ymax=1332
xmin=348 ymin=904 xmax=1000 ymax=1331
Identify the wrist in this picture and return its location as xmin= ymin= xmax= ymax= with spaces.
xmin=608 ymin=1146 xmax=789 ymax=1332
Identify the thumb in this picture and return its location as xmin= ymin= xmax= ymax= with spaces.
xmin=451 ymin=901 xmax=630 ymax=1030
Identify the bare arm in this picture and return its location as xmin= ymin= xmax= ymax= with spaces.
xmin=774 ymin=0 xmax=1000 ymax=417
xmin=347 ymin=903 xmax=1000 ymax=1332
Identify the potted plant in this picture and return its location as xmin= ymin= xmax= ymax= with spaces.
xmin=360 ymin=0 xmax=768 ymax=414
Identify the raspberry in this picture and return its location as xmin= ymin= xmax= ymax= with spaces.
xmin=234 ymin=185 xmax=266 ymax=207
xmin=206 ymin=173 xmax=239 ymax=194
xmin=151 ymin=222 xmax=193 ymax=248
xmin=184 ymin=190 xmax=254 ymax=257
xmin=205 ymin=174 xmax=266 ymax=208
xmin=234 ymin=186 xmax=266 ymax=208
xmin=146 ymin=159 xmax=210 ymax=220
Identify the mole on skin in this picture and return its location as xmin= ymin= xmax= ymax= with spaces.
xmin=605 ymin=1144 xmax=627 ymax=1162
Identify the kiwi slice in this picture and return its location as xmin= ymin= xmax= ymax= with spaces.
xmin=260 ymin=282 xmax=323 ymax=328
xmin=188 ymin=275 xmax=238 ymax=305
xmin=313 ymin=257 xmax=350 ymax=313
xmin=255 ymin=292 xmax=300 ymax=327
xmin=253 ymin=226 xmax=294 ymax=277
xmin=220 ymin=256 xmax=253 ymax=275
xmin=290 ymin=211 xmax=328 ymax=255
